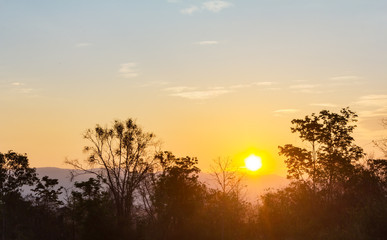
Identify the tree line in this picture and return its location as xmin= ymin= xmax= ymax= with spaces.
xmin=1 ymin=108 xmax=386 ymax=240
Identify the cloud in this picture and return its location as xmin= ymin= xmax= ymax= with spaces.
xmin=11 ymin=82 xmax=24 ymax=86
xmin=253 ymin=81 xmax=274 ymax=86
xmin=273 ymin=109 xmax=300 ymax=113
xmin=75 ymin=42 xmax=92 ymax=47
xmin=141 ymin=81 xmax=170 ymax=87
xmin=229 ymin=81 xmax=275 ymax=89
xmin=118 ymin=62 xmax=139 ymax=78
xmin=330 ymin=75 xmax=361 ymax=81
xmin=359 ymin=108 xmax=387 ymax=118
xmin=180 ymin=1 xmax=232 ymax=15
xmin=202 ymin=1 xmax=233 ymax=12
xmin=162 ymin=81 xmax=275 ymax=100
xmin=329 ymin=75 xmax=363 ymax=87
xmin=353 ymin=95 xmax=387 ymax=120
xmin=290 ymin=84 xmax=318 ymax=89
xmin=196 ymin=41 xmax=219 ymax=45
xmin=19 ymin=88 xmax=33 ymax=94
xmin=289 ymin=84 xmax=323 ymax=94
xmin=310 ymin=103 xmax=338 ymax=108
xmin=356 ymin=95 xmax=387 ymax=107
xmin=170 ymin=89 xmax=231 ymax=100
xmin=163 ymin=86 xmax=196 ymax=92
xmin=180 ymin=6 xmax=199 ymax=15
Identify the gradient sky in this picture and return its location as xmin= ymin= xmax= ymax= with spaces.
xmin=1 ymin=0 xmax=387 ymax=175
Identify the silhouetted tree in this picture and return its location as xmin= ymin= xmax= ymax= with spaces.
xmin=258 ymin=109 xmax=387 ymax=240
xmin=209 ymin=157 xmax=246 ymax=240
xmin=0 ymin=151 xmax=37 ymax=240
xmin=32 ymin=176 xmax=63 ymax=209
xmin=68 ymin=178 xmax=117 ymax=240
xmin=279 ymin=107 xmax=364 ymax=198
xmin=66 ymin=118 xmax=157 ymax=238
xmin=373 ymin=118 xmax=387 ymax=157
xmin=150 ymin=151 xmax=206 ymax=240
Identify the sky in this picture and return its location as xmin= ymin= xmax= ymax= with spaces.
xmin=1 ymin=0 xmax=387 ymax=176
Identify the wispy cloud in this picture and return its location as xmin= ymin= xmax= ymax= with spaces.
xmin=163 ymin=86 xmax=196 ymax=92
xmin=356 ymin=95 xmax=387 ymax=107
xmin=310 ymin=103 xmax=338 ymax=108
xmin=196 ymin=41 xmax=219 ymax=45
xmin=253 ymin=81 xmax=274 ymax=86
xmin=354 ymin=95 xmax=387 ymax=120
xmin=19 ymin=88 xmax=34 ymax=94
xmin=162 ymin=81 xmax=275 ymax=100
xmin=170 ymin=89 xmax=231 ymax=100
xmin=289 ymin=84 xmax=322 ymax=94
xmin=329 ymin=75 xmax=363 ymax=86
xmin=273 ymin=109 xmax=300 ymax=113
xmin=290 ymin=84 xmax=318 ymax=89
xmin=10 ymin=82 xmax=33 ymax=93
xmin=141 ymin=81 xmax=170 ymax=87
xmin=75 ymin=42 xmax=92 ymax=47
xmin=181 ymin=5 xmax=199 ymax=15
xmin=180 ymin=0 xmax=232 ymax=15
xmin=229 ymin=81 xmax=275 ymax=89
xmin=118 ymin=62 xmax=139 ymax=78
xmin=202 ymin=1 xmax=233 ymax=13
xmin=330 ymin=75 xmax=361 ymax=81
xmin=359 ymin=108 xmax=387 ymax=118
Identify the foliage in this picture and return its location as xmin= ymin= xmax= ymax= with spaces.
xmin=32 ymin=176 xmax=63 ymax=209
xmin=279 ymin=108 xmax=364 ymax=196
xmin=68 ymin=178 xmax=117 ymax=240
xmin=0 ymin=151 xmax=37 ymax=197
xmin=66 ymin=118 xmax=157 ymax=237
xmin=259 ymin=108 xmax=387 ymax=239
xmin=149 ymin=151 xmax=207 ymax=240
xmin=1 ymin=113 xmax=386 ymax=240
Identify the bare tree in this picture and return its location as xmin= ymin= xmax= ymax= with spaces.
xmin=210 ymin=157 xmax=244 ymax=195
xmin=210 ymin=157 xmax=245 ymax=240
xmin=373 ymin=118 xmax=387 ymax=157
xmin=66 ymin=118 xmax=157 ymax=231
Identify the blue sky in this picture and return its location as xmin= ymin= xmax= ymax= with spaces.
xmin=1 ymin=0 xmax=387 ymax=173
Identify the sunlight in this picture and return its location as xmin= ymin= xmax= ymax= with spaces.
xmin=244 ymin=154 xmax=263 ymax=171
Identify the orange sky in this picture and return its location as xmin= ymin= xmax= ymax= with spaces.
xmin=1 ymin=1 xmax=387 ymax=176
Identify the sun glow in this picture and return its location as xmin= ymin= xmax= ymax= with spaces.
xmin=244 ymin=154 xmax=263 ymax=171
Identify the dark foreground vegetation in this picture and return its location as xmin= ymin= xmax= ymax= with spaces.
xmin=1 ymin=108 xmax=386 ymax=240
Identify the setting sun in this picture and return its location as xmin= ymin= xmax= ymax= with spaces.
xmin=245 ymin=154 xmax=263 ymax=171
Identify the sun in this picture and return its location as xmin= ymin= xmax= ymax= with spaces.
xmin=244 ymin=154 xmax=263 ymax=171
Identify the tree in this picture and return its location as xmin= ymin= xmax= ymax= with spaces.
xmin=66 ymin=118 xmax=157 ymax=237
xmin=0 ymin=151 xmax=37 ymax=197
xmin=279 ymin=108 xmax=364 ymax=197
xmin=150 ymin=151 xmax=206 ymax=240
xmin=68 ymin=178 xmax=117 ymax=240
xmin=0 ymin=151 xmax=37 ymax=240
xmin=210 ymin=157 xmax=244 ymax=196
xmin=373 ymin=118 xmax=387 ymax=157
xmin=32 ymin=176 xmax=63 ymax=210
xmin=209 ymin=157 xmax=246 ymax=240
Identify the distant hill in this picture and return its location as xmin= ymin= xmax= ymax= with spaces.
xmin=33 ymin=167 xmax=289 ymax=202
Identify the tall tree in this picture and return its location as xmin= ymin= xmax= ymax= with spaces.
xmin=0 ymin=151 xmax=37 ymax=240
xmin=209 ymin=157 xmax=245 ymax=240
xmin=66 ymin=118 xmax=157 ymax=237
xmin=151 ymin=151 xmax=206 ymax=240
xmin=69 ymin=178 xmax=117 ymax=240
xmin=279 ymin=108 xmax=364 ymax=197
